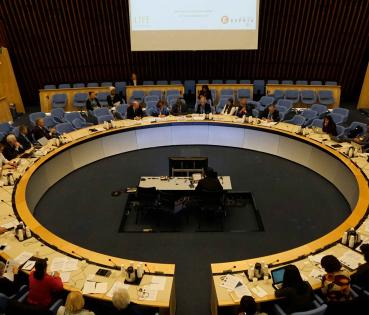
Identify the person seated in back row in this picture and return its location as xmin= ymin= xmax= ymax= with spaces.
xmin=198 ymin=85 xmax=213 ymax=104
xmin=274 ymin=265 xmax=314 ymax=314
xmin=196 ymin=95 xmax=212 ymax=114
xmin=151 ymin=100 xmax=169 ymax=117
xmin=86 ymin=91 xmax=101 ymax=112
xmin=0 ymin=142 xmax=17 ymax=169
xmin=128 ymin=72 xmax=140 ymax=86
xmin=195 ymin=168 xmax=223 ymax=193
xmin=259 ymin=104 xmax=280 ymax=122
xmin=237 ymin=295 xmax=266 ymax=315
xmin=237 ymin=97 xmax=254 ymax=118
xmin=0 ymin=261 xmax=21 ymax=297
xmin=32 ymin=118 xmax=56 ymax=141
xmin=107 ymin=87 xmax=122 ymax=107
xmin=111 ymin=288 xmax=149 ymax=315
xmin=126 ymin=101 xmax=144 ymax=120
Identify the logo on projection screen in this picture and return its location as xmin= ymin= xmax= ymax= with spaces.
xmin=221 ymin=16 xmax=230 ymax=24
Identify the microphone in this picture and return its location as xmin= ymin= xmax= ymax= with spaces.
xmin=144 ymin=263 xmax=151 ymax=274
xmin=71 ymin=250 xmax=88 ymax=263
xmin=108 ymin=258 xmax=120 ymax=270
xmin=268 ymin=259 xmax=280 ymax=268
xmin=1 ymin=199 xmax=12 ymax=207
xmin=222 ymin=265 xmax=237 ymax=274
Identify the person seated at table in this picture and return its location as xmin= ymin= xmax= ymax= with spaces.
xmin=28 ymin=259 xmax=63 ymax=309
xmin=237 ymin=295 xmax=266 ymax=315
xmin=86 ymin=91 xmax=101 ymax=112
xmin=111 ymin=288 xmax=147 ymax=315
xmin=237 ymin=97 xmax=254 ymax=118
xmin=171 ymin=98 xmax=188 ymax=115
xmin=151 ymin=100 xmax=169 ymax=117
xmin=128 ymin=72 xmax=140 ymax=86
xmin=3 ymin=134 xmax=25 ymax=160
xmin=32 ymin=118 xmax=56 ymax=141
xmin=322 ymin=115 xmax=337 ymax=137
xmin=57 ymin=291 xmax=95 ymax=315
xmin=126 ymin=101 xmax=144 ymax=120
xmin=195 ymin=167 xmax=223 ymax=193
xmin=259 ymin=104 xmax=280 ymax=122
xmin=196 ymin=95 xmax=212 ymax=114
xmin=17 ymin=125 xmax=33 ymax=150
xmin=198 ymin=85 xmax=213 ymax=103
xmin=0 ymin=142 xmax=17 ymax=169
xmin=352 ymin=122 xmax=369 ymax=152
xmin=221 ymin=98 xmax=237 ymax=115
xmin=0 ymin=261 xmax=21 ymax=296
xmin=320 ymin=255 xmax=352 ymax=303
xmin=351 ymin=244 xmax=369 ymax=290
xmin=274 ymin=265 xmax=314 ymax=313
xmin=107 ymin=87 xmax=122 ymax=107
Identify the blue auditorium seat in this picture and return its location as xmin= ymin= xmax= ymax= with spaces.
xmin=51 ymin=93 xmax=67 ymax=109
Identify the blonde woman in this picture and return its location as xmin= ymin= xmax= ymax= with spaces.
xmin=57 ymin=291 xmax=94 ymax=315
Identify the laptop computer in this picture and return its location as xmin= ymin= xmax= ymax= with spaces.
xmin=271 ymin=266 xmax=286 ymax=290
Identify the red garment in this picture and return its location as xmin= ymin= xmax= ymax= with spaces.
xmin=28 ymin=271 xmax=63 ymax=308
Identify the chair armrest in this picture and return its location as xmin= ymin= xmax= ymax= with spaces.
xmin=350 ymin=288 xmax=359 ymax=299
xmin=16 ymin=285 xmax=28 ymax=299
xmin=351 ymin=284 xmax=363 ymax=292
xmin=314 ymin=293 xmax=325 ymax=305
xmin=17 ymin=291 xmax=28 ymax=303
xmin=363 ymin=290 xmax=369 ymax=298
xmin=273 ymin=303 xmax=288 ymax=315
xmin=49 ymin=299 xmax=63 ymax=315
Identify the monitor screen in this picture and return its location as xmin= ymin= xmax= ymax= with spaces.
xmin=271 ymin=267 xmax=285 ymax=284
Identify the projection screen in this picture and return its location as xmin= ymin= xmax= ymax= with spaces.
xmin=129 ymin=0 xmax=260 ymax=51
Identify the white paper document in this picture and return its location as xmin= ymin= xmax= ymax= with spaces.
xmin=339 ymin=251 xmax=366 ymax=270
xmin=138 ymin=289 xmax=158 ymax=301
xmin=82 ymin=281 xmax=108 ymax=295
xmin=219 ymin=274 xmax=243 ymax=290
xmin=308 ymin=268 xmax=325 ymax=279
xmin=1 ymin=220 xmax=19 ymax=229
xmin=60 ymin=272 xmax=71 ymax=283
xmin=149 ymin=276 xmax=167 ymax=291
xmin=234 ymin=284 xmax=252 ymax=299
xmin=251 ymin=286 xmax=268 ymax=298
xmin=14 ymin=252 xmax=33 ymax=265
xmin=22 ymin=260 xmax=36 ymax=271
xmin=50 ymin=257 xmax=79 ymax=272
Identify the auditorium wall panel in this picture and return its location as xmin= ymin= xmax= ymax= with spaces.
xmin=0 ymin=0 xmax=368 ymax=107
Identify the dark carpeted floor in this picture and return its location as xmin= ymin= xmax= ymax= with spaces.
xmin=33 ymin=146 xmax=351 ymax=315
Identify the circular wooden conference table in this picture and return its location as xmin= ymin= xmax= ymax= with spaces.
xmin=2 ymin=115 xmax=369 ymax=315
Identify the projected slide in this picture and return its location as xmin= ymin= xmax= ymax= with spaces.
xmin=129 ymin=0 xmax=259 ymax=51
xmin=131 ymin=0 xmax=257 ymax=31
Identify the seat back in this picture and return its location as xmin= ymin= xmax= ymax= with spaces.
xmin=302 ymin=109 xmax=318 ymax=119
xmin=170 ymin=80 xmax=181 ymax=85
xmin=116 ymin=104 xmax=128 ymax=119
xmin=55 ymin=122 xmax=75 ymax=134
xmin=220 ymin=89 xmax=234 ymax=98
xmin=267 ymin=80 xmax=279 ymax=84
xmin=347 ymin=121 xmax=367 ymax=136
xmin=72 ymin=83 xmax=85 ymax=88
xmin=285 ymin=90 xmax=299 ymax=99
xmin=328 ymin=113 xmax=344 ymax=125
xmin=212 ymin=80 xmax=223 ymax=84
xmin=44 ymin=84 xmax=56 ymax=90
xmin=143 ymin=80 xmax=154 ymax=85
xmin=281 ymin=80 xmax=293 ymax=84
xmin=115 ymin=81 xmax=127 ymax=96
xmin=131 ymin=90 xmax=145 ymax=99
xmin=73 ymin=93 xmax=88 ymax=103
xmin=96 ymin=92 xmax=109 ymax=105
xmin=0 ymin=122 xmax=13 ymax=134
xmin=296 ymin=80 xmax=308 ymax=85
xmin=310 ymin=104 xmax=328 ymax=115
xmin=325 ymin=81 xmax=338 ymax=86
xmin=58 ymin=83 xmax=71 ymax=89
xmin=310 ymin=119 xmax=323 ymax=128
xmin=101 ymin=82 xmax=113 ymax=87
xmin=240 ymin=79 xmax=251 ymax=84
xmin=51 ymin=108 xmax=65 ymax=122
xmin=184 ymin=80 xmax=196 ymax=94
xmin=144 ymin=95 xmax=159 ymax=103
xmin=93 ymin=107 xmax=110 ymax=117
xmin=157 ymin=80 xmax=168 ymax=85
xmin=310 ymin=81 xmax=323 ymax=85
xmin=237 ymin=89 xmax=251 ymax=99
xmin=287 ymin=115 xmax=306 ymax=126
xmin=253 ymin=80 xmax=265 ymax=94
xmin=43 ymin=116 xmax=57 ymax=128
xmin=301 ymin=90 xmax=316 ymax=100
xmin=259 ymin=96 xmax=275 ymax=107
xmin=318 ymin=90 xmax=333 ymax=100
xmin=71 ymin=118 xmax=84 ymax=129
xmin=167 ymin=89 xmax=180 ymax=96
xmin=225 ymin=79 xmax=237 ymax=84
xmin=64 ymin=112 xmax=84 ymax=124
xmin=87 ymin=82 xmax=99 ymax=87
xmin=52 ymin=93 xmax=67 ymax=108
xmin=332 ymin=108 xmax=349 ymax=121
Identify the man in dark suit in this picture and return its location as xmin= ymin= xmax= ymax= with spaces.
xmin=17 ymin=125 xmax=33 ymax=149
xmin=128 ymin=72 xmax=141 ymax=86
xmin=126 ymin=101 xmax=144 ymax=120
xmin=195 ymin=168 xmax=223 ymax=193
xmin=196 ymin=95 xmax=212 ymax=114
xmin=86 ymin=91 xmax=101 ymax=112
xmin=259 ymin=104 xmax=280 ymax=122
xmin=32 ymin=118 xmax=55 ymax=141
xmin=171 ymin=98 xmax=188 ymax=115
xmin=3 ymin=134 xmax=25 ymax=160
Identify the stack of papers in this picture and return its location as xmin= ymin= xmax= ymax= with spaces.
xmin=138 ymin=288 xmax=158 ymax=301
xmin=60 ymin=272 xmax=71 ymax=283
xmin=234 ymin=284 xmax=252 ymax=299
xmin=251 ymin=286 xmax=268 ymax=298
xmin=82 ymin=281 xmax=108 ymax=295
xmin=339 ymin=251 xmax=366 ymax=270
xmin=50 ymin=257 xmax=79 ymax=272
xmin=308 ymin=253 xmax=325 ymax=265
xmin=22 ymin=260 xmax=36 ymax=271
xmin=106 ymin=281 xmax=130 ymax=298
xmin=308 ymin=268 xmax=325 ymax=280
xmin=147 ymin=276 xmax=166 ymax=291
xmin=0 ymin=220 xmax=19 ymax=229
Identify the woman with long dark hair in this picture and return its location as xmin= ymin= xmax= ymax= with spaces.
xmin=28 ymin=259 xmax=63 ymax=309
xmin=322 ymin=115 xmax=337 ymax=136
xmin=274 ymin=265 xmax=314 ymax=313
